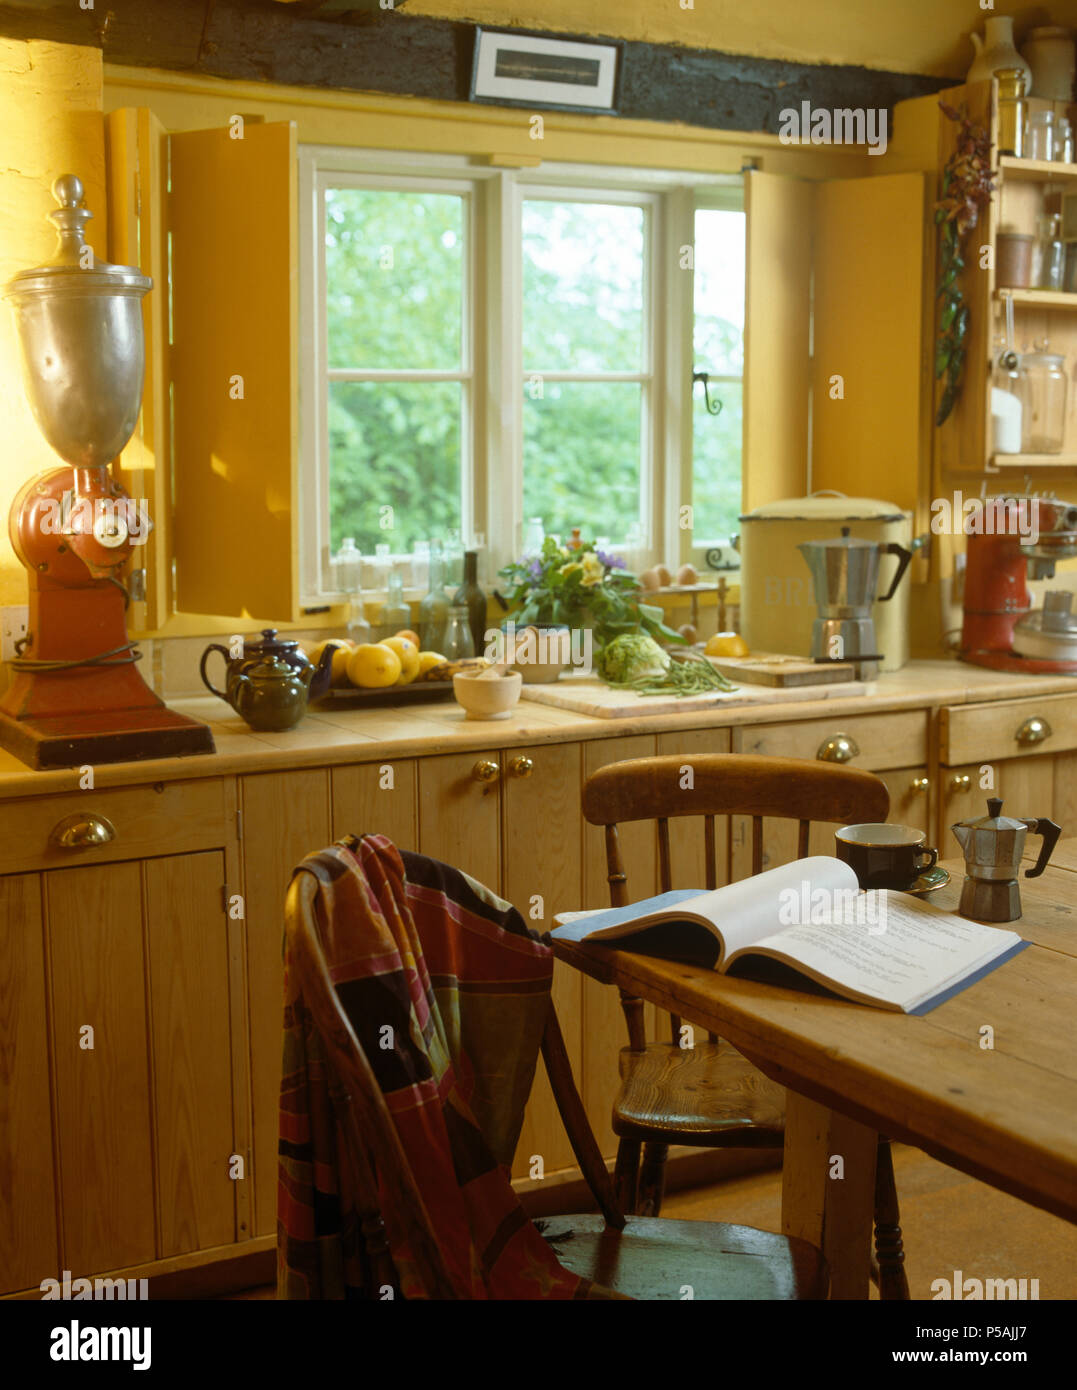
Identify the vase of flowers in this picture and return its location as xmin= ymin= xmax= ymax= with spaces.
xmin=497 ymin=537 xmax=684 ymax=681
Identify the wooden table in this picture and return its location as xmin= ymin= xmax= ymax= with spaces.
xmin=553 ymin=849 xmax=1077 ymax=1299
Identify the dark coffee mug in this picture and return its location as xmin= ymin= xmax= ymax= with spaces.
xmin=835 ymin=823 xmax=938 ymax=890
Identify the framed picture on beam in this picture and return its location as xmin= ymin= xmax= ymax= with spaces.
xmin=470 ymin=27 xmax=621 ymax=115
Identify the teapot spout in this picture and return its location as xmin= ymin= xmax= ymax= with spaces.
xmin=969 ymin=32 xmax=983 ymax=54
xmin=308 ymin=645 xmax=335 ymax=701
xmin=951 ymin=823 xmax=971 ymax=852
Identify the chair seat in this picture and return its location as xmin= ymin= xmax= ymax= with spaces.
xmin=613 ymin=1040 xmax=786 ymax=1146
xmin=543 ymin=1213 xmax=827 ymax=1299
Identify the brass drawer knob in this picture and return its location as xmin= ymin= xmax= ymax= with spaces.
xmin=816 ymin=733 xmax=859 ymax=763
xmin=949 ymin=774 xmax=972 ymax=793
xmin=911 ymin=776 xmax=930 ymax=793
xmin=50 ymin=813 xmax=116 ymax=849
xmin=471 ymin=759 xmax=499 ymax=784
xmin=1016 ymin=716 xmax=1052 ymax=746
xmin=508 ymin=755 xmax=534 ymax=779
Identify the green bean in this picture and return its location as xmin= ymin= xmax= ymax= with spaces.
xmin=608 ymin=656 xmax=738 ymax=698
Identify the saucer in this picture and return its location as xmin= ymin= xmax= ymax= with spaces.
xmin=904 ymin=866 xmax=950 ymax=896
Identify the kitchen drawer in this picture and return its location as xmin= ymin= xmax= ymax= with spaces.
xmin=0 ymin=778 xmax=233 ymax=876
xmin=735 ymin=710 xmax=927 ymax=771
xmin=940 ymin=693 xmax=1077 ymax=767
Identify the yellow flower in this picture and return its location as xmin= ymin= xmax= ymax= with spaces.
xmin=559 ymin=561 xmax=583 ymax=578
xmin=580 ymin=553 xmax=604 ymax=588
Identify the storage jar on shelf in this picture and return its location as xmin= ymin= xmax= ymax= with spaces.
xmin=1020 ymin=343 xmax=1068 ymax=454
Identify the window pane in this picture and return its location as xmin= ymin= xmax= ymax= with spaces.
xmin=523 ymin=383 xmax=641 ymax=543
xmin=522 ymin=200 xmax=644 ymax=372
xmin=325 ymin=188 xmax=464 ymax=370
xmin=328 ymin=381 xmax=461 ymax=554
xmin=693 ymin=209 xmax=745 ymax=375
xmin=692 ymin=382 xmax=742 ymax=543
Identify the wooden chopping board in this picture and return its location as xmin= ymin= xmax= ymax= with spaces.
xmin=518 ymin=671 xmax=867 ymax=719
xmin=704 ymin=651 xmax=857 ymax=687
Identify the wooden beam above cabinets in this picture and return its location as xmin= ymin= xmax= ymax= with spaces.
xmin=0 ymin=1 xmax=948 ymax=136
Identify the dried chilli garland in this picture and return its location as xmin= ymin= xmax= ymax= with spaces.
xmin=934 ymin=102 xmax=996 ymax=427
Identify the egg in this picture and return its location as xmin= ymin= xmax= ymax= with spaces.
xmin=655 ymin=564 xmax=673 ymax=586
xmin=676 ymin=563 xmax=699 ymax=585
xmin=678 ymin=623 xmax=698 ymax=643
xmin=638 ymin=567 xmax=662 ymax=590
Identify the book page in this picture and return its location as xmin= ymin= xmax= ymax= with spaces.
xmin=730 ymin=891 xmax=1021 ymax=1009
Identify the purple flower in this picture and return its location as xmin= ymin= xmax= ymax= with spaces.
xmin=527 ymin=558 xmax=544 ymax=581
xmin=597 ymin=550 xmax=626 ymax=570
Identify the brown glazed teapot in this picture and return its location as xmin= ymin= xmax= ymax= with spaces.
xmin=200 ymin=629 xmax=332 ymax=730
xmin=951 ymin=797 xmax=1061 ymax=922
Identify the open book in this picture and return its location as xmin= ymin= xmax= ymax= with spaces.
xmin=550 ymin=856 xmax=1028 ymax=1015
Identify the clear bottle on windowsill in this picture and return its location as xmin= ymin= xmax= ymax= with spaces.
xmin=443 ymin=604 xmax=475 ymax=660
xmin=378 ymin=567 xmax=411 ymax=641
xmin=419 ymin=546 xmax=450 ymax=652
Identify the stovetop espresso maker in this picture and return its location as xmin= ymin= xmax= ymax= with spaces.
xmin=951 ymin=797 xmax=1061 ymax=922
xmin=798 ymin=528 xmax=912 ymax=679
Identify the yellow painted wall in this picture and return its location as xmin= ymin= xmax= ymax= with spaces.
xmin=0 ymin=40 xmax=105 ymax=607
xmin=406 ymin=0 xmax=1048 ymax=80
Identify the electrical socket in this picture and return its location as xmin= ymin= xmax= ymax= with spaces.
xmin=1 ymin=606 xmax=29 ymax=663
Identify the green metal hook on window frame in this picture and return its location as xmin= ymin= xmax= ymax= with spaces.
xmin=692 ymin=370 xmax=723 ymax=417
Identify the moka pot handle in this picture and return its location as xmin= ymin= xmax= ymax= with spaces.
xmin=1024 ymin=818 xmax=1062 ymax=879
xmin=877 ymin=542 xmax=913 ymax=603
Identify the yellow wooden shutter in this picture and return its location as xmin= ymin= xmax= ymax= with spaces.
xmin=811 ymin=172 xmax=929 ymax=519
xmin=107 ymin=107 xmax=171 ymax=633
xmin=169 ymin=121 xmax=299 ymax=621
xmin=742 ymin=170 xmax=815 ymax=512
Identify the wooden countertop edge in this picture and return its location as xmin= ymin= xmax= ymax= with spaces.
xmin=0 ymin=661 xmax=1074 ymax=799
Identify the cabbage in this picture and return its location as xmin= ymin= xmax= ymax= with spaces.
xmin=598 ymin=633 xmax=672 ymax=684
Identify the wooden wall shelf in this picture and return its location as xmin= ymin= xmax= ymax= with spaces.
xmin=990 ymin=452 xmax=1077 ymax=469
xmin=996 ymin=289 xmax=1077 ymax=310
xmin=998 ymin=156 xmax=1077 ymax=182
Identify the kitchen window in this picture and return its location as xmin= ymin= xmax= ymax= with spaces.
xmin=299 ymin=149 xmax=743 ymax=600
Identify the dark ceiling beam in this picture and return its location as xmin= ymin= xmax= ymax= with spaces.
xmin=0 ymin=2 xmax=948 ymax=136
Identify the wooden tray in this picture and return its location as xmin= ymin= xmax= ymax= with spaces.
xmin=311 ymin=683 xmax=455 ymax=710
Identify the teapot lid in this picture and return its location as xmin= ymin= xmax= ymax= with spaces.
xmin=960 ymin=797 xmax=1026 ymax=831
xmin=244 ymin=628 xmax=300 ymax=656
xmin=246 ymin=654 xmax=296 ymax=679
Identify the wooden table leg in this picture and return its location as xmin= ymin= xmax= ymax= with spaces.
xmin=781 ymin=1091 xmax=878 ymax=1300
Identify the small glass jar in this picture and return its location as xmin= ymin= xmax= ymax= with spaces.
xmin=443 ymin=604 xmax=475 ymax=660
xmin=995 ymin=68 xmax=1028 ymax=157
xmin=1027 ymin=109 xmax=1056 ymax=161
xmin=1058 ymin=116 xmax=1075 ymax=163
xmin=523 ymin=517 xmax=545 ymax=555
xmin=1020 ymin=342 xmax=1068 ymax=453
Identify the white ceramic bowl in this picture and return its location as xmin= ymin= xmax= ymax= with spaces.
xmin=452 ymin=669 xmax=523 ymax=720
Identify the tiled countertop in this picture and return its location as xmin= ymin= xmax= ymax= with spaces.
xmin=0 ymin=659 xmax=1072 ymax=800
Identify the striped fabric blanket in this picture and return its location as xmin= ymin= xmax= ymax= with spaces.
xmin=277 ymin=832 xmax=615 ymax=1299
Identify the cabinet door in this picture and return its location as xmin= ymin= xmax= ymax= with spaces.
xmin=0 ymin=874 xmax=57 ymax=1295
xmin=501 ymin=743 xmax=583 ymax=1181
xmin=241 ymin=769 xmax=331 ymax=1237
xmin=47 ymin=862 xmax=156 ymax=1275
xmin=581 ymin=736 xmax=657 ymax=1157
xmin=938 ymin=756 xmax=1055 ymax=849
xmin=170 ymin=121 xmax=299 ymax=620
xmin=331 ymin=759 xmax=418 ymax=851
xmin=145 ymin=853 xmax=236 ymax=1258
xmin=418 ymin=751 xmax=500 ymax=888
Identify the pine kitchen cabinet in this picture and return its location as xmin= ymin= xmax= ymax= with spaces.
xmin=0 ymin=779 xmax=245 ymax=1296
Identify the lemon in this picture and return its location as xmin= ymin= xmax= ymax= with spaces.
xmin=381 ymin=635 xmax=420 ymax=684
xmin=393 ymin=629 xmax=421 ymax=648
xmin=705 ymin=631 xmax=749 ymax=658
xmin=347 ymin=643 xmax=402 ymax=688
xmin=326 ymin=642 xmax=354 ymax=687
xmin=417 ymin=651 xmax=447 ymax=677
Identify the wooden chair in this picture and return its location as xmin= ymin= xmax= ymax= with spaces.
xmin=283 ymin=865 xmax=828 ymax=1299
xmin=581 ymin=752 xmax=910 ymax=1301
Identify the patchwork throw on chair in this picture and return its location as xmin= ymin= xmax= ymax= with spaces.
xmin=278 ymin=832 xmax=617 ymax=1299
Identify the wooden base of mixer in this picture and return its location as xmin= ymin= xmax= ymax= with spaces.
xmin=0 ymin=704 xmax=215 ymax=770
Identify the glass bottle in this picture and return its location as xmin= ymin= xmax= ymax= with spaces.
xmin=444 ymin=527 xmax=464 ymax=589
xmin=443 ymin=604 xmax=475 ymax=660
xmin=567 ymin=527 xmax=584 ymax=551
xmin=419 ymin=548 xmax=450 ymax=652
xmin=379 ymin=567 xmax=411 ymax=641
xmin=411 ymin=539 xmax=430 ymax=592
xmin=333 ymin=538 xmax=371 ymax=645
xmin=1020 ymin=342 xmax=1068 ymax=453
xmin=453 ymin=550 xmax=487 ymax=657
xmin=523 ymin=517 xmax=545 ymax=556
xmin=1039 ymin=215 xmax=1065 ymax=290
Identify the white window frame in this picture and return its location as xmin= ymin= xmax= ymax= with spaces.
xmin=298 ymin=145 xmax=741 ymax=603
